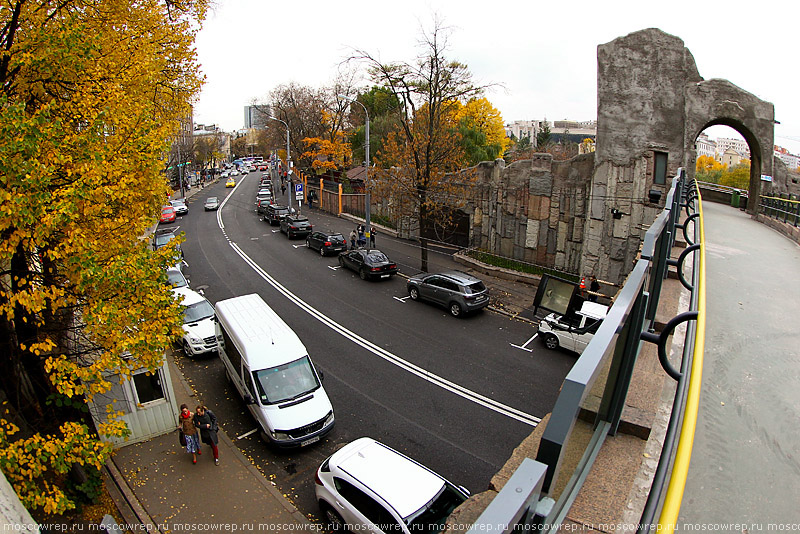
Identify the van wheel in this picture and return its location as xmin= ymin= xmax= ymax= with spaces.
xmin=409 ymin=286 xmax=420 ymax=300
xmin=449 ymin=302 xmax=463 ymax=317
xmin=543 ymin=333 xmax=560 ymax=350
xmin=320 ymin=503 xmax=345 ymax=531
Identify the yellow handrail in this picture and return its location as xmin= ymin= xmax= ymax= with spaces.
xmin=657 ymin=187 xmax=707 ymax=532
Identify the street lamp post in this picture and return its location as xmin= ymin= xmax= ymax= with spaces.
xmin=339 ymin=95 xmax=371 ymax=250
xmin=269 ymin=116 xmax=294 ymax=210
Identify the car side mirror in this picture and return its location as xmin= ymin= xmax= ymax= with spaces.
xmin=243 ymin=394 xmax=255 ymax=405
xmin=318 ymin=370 xmax=325 ymax=382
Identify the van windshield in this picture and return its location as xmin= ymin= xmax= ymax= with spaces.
xmin=252 ymin=356 xmax=320 ymax=405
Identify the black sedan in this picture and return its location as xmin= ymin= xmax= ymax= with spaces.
xmin=306 ymin=231 xmax=347 ymax=256
xmin=338 ymin=249 xmax=398 ymax=281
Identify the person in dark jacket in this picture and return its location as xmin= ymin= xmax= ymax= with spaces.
xmin=193 ymin=405 xmax=220 ymax=465
xmin=588 ymin=276 xmax=601 ymax=302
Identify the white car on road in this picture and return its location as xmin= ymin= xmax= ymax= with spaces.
xmin=538 ymin=301 xmax=609 ymax=354
xmin=315 ymin=437 xmax=469 ymax=533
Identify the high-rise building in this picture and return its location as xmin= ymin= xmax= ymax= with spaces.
xmin=244 ymin=105 xmax=270 ymax=129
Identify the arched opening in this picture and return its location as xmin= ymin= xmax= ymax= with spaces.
xmin=693 ymin=119 xmax=762 ymax=208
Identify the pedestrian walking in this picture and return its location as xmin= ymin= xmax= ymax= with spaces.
xmin=193 ymin=405 xmax=220 ymax=465
xmin=370 ymin=227 xmax=376 ymax=248
xmin=178 ymin=404 xmax=200 ymax=464
xmin=281 ymin=183 xmax=286 ymax=196
xmin=349 ymin=229 xmax=357 ymax=250
xmin=308 ymin=190 xmax=316 ymax=209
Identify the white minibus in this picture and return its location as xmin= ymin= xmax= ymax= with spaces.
xmin=215 ymin=294 xmax=334 ymax=447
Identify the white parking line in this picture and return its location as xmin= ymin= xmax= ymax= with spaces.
xmin=328 ymin=265 xmax=341 ymax=271
xmin=510 ymin=333 xmax=538 ymax=352
xmin=236 ymin=428 xmax=259 ymax=440
xmin=393 ymin=296 xmax=409 ymax=303
xmin=293 ymin=244 xmax=307 ymax=249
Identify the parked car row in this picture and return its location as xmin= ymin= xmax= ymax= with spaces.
xmin=167 ymin=168 xmax=484 ymax=533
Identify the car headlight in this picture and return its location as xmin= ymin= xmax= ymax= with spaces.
xmin=323 ymin=411 xmax=335 ymax=427
xmin=188 ymin=335 xmax=201 ymax=344
xmin=270 ymin=430 xmax=290 ymax=441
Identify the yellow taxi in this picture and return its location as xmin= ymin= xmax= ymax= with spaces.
xmin=225 ymin=177 xmax=236 ymax=188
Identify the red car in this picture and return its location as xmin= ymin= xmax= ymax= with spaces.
xmin=159 ymin=205 xmax=177 ymax=223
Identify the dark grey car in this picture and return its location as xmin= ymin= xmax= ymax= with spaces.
xmin=406 ymin=271 xmax=489 ymax=317
xmin=280 ymin=214 xmax=313 ymax=239
xmin=306 ymin=231 xmax=347 ymax=256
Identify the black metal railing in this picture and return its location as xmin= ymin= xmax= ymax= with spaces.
xmin=466 ymin=168 xmax=705 ymax=532
xmin=759 ymin=195 xmax=800 ymax=227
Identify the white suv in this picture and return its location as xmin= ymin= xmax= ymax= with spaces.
xmin=538 ymin=301 xmax=609 ymax=354
xmin=315 ymin=438 xmax=469 ymax=533
xmin=174 ymin=287 xmax=219 ymax=357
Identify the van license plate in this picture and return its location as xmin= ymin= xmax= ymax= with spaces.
xmin=300 ymin=436 xmax=320 ymax=447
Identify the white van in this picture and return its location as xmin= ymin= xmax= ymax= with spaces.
xmin=215 ymin=294 xmax=335 ymax=448
xmin=538 ymin=301 xmax=609 ymax=354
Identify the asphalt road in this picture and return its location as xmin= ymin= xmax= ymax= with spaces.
xmin=166 ymin=170 xmax=575 ymax=523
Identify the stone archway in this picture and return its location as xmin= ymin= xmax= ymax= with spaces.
xmin=581 ymin=29 xmax=776 ymax=283
xmin=685 ymin=79 xmax=774 ymax=214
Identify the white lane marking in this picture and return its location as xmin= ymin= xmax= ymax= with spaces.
xmin=328 ymin=265 xmax=341 ymax=271
xmin=236 ymin=428 xmax=259 ymax=440
xmin=510 ymin=333 xmax=539 ymax=352
xmin=293 ymin=244 xmax=307 ymax=249
xmin=394 ymin=296 xmax=409 ymax=303
xmin=223 ymin=237 xmax=540 ymax=427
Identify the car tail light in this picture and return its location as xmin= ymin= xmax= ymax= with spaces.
xmin=371 ymin=267 xmax=380 ymax=272
xmin=388 ymin=264 xmax=396 ymax=269
xmin=324 ymin=241 xmax=332 ymax=247
xmin=314 ymin=469 xmax=322 ymax=486
xmin=290 ymin=225 xmax=297 ymax=230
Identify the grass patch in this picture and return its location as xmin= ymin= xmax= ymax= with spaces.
xmin=466 ymin=249 xmax=579 ymax=282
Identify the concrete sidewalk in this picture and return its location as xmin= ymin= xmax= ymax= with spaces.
xmin=109 ymin=351 xmax=312 ymax=533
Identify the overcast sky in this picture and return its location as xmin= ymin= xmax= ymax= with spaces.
xmin=193 ymin=0 xmax=800 ymax=154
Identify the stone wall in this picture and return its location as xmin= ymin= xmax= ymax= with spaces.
xmin=467 ymin=154 xmax=594 ymax=276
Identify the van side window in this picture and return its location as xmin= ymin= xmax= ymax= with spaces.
xmin=243 ymin=365 xmax=258 ymax=400
xmin=220 ymin=326 xmax=243 ymax=372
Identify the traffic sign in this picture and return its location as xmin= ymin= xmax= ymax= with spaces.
xmin=294 ymin=183 xmax=304 ymax=200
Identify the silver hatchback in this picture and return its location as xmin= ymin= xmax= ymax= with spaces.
xmin=406 ymin=270 xmax=489 ymax=317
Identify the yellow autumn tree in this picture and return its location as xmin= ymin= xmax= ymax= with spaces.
xmin=453 ymin=97 xmax=511 ymax=164
xmin=302 ymin=111 xmax=352 ymax=172
xmin=0 ymin=0 xmax=207 ymax=516
xmin=695 ymin=154 xmax=727 ymax=184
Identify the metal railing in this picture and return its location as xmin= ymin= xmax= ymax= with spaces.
xmin=759 ymin=195 xmax=800 ymax=227
xmin=466 ymin=169 xmax=705 ymax=532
